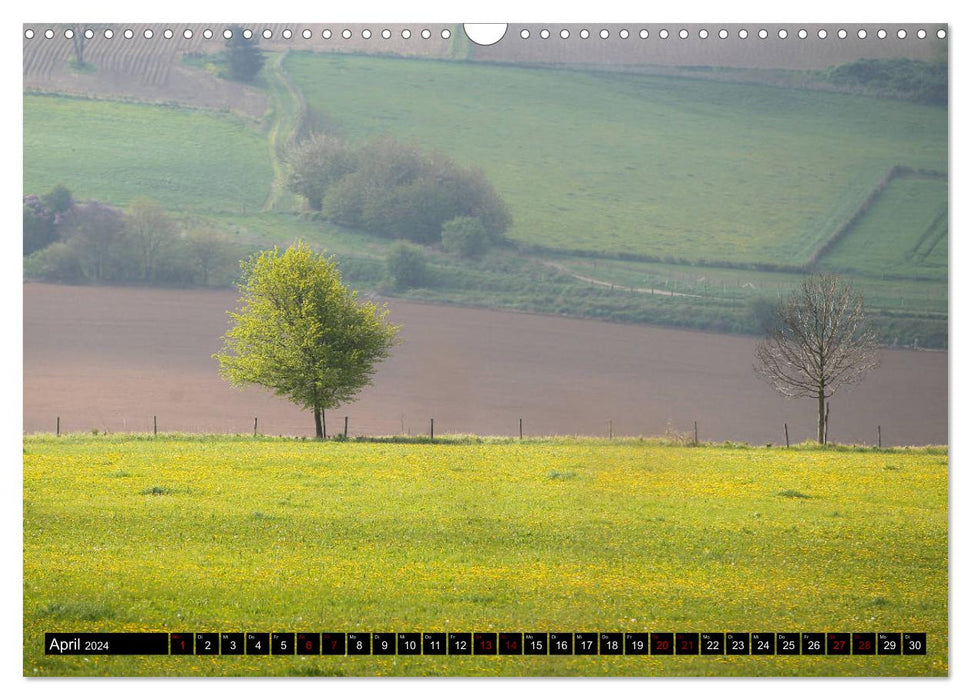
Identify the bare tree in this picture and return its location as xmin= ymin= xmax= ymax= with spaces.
xmin=755 ymin=274 xmax=879 ymax=444
xmin=61 ymin=24 xmax=100 ymax=68
xmin=184 ymin=228 xmax=233 ymax=286
xmin=124 ymin=199 xmax=177 ymax=282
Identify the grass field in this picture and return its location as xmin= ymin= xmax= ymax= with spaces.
xmin=284 ymin=52 xmax=947 ymax=266
xmin=22 ymin=94 xmax=273 ymax=214
xmin=819 ymin=176 xmax=948 ymax=279
xmin=22 ymin=55 xmax=948 ymax=345
xmin=23 ymin=435 xmax=947 ymax=676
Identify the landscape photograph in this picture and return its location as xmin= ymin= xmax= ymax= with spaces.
xmin=22 ymin=22 xmax=948 ymax=677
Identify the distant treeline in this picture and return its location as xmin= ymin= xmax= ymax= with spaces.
xmin=24 ymin=186 xmax=238 ymax=287
xmin=822 ymin=58 xmax=947 ymax=106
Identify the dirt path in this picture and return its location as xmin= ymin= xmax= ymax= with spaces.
xmin=260 ymin=52 xmax=304 ymax=212
xmin=540 ymin=260 xmax=702 ymax=297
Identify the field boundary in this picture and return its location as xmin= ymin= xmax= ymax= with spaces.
xmin=807 ymin=165 xmax=947 ymax=273
xmin=22 ymin=431 xmax=948 ymax=452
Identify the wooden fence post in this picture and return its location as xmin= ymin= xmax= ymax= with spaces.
xmin=519 ymin=418 xmax=523 ymax=440
xmin=56 ymin=416 xmax=60 ymax=437
xmin=878 ymin=425 xmax=882 ymax=448
xmin=609 ymin=420 xmax=613 ymax=440
xmin=153 ymin=415 xmax=157 ymax=436
xmin=254 ymin=417 xmax=258 ymax=436
xmin=430 ymin=418 xmax=434 ymax=440
xmin=694 ymin=421 xmax=698 ymax=445
xmin=824 ymin=402 xmax=830 ymax=445
xmin=344 ymin=416 xmax=349 ymax=439
xmin=785 ymin=423 xmax=790 ymax=448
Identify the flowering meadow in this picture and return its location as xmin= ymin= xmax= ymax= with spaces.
xmin=23 ymin=434 xmax=947 ymax=676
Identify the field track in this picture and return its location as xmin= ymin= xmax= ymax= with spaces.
xmin=24 ymin=283 xmax=946 ymax=446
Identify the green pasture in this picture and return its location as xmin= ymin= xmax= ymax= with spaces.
xmin=284 ymin=53 xmax=947 ymax=266
xmin=24 ymin=435 xmax=947 ymax=676
xmin=819 ymin=176 xmax=948 ymax=279
xmin=553 ymin=256 xmax=947 ymax=316
xmin=23 ymin=94 xmax=273 ymax=214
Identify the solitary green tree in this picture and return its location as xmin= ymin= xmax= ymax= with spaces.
xmin=225 ymin=24 xmax=265 ymax=82
xmin=214 ymin=242 xmax=399 ymax=438
xmin=755 ymin=274 xmax=879 ymax=444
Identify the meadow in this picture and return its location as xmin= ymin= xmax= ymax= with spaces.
xmin=22 ymin=53 xmax=948 ymax=345
xmin=284 ymin=52 xmax=947 ymax=266
xmin=23 ymin=435 xmax=947 ymax=676
xmin=22 ymin=94 xmax=273 ymax=214
xmin=819 ymin=176 xmax=948 ymax=279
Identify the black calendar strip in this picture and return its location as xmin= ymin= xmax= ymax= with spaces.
xmin=45 ymin=632 xmax=927 ymax=656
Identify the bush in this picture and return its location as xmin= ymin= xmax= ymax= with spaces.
xmin=23 ymin=195 xmax=57 ymax=256
xmin=287 ymin=135 xmax=358 ymax=211
xmin=30 ymin=242 xmax=85 ymax=283
xmin=441 ymin=216 xmax=490 ymax=259
xmin=41 ymin=184 xmax=74 ymax=215
xmin=386 ymin=242 xmax=429 ymax=290
xmin=291 ymin=135 xmax=511 ymax=244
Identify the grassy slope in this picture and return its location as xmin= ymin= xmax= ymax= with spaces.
xmin=23 ymin=94 xmax=274 ymax=214
xmin=21 ymin=61 xmax=947 ymax=345
xmin=284 ymin=52 xmax=947 ymax=266
xmin=819 ymin=177 xmax=948 ymax=279
xmin=24 ymin=435 xmax=947 ymax=677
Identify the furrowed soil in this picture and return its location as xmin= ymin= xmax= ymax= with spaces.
xmin=23 ymin=283 xmax=946 ymax=446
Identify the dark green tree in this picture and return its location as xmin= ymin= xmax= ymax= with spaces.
xmin=386 ymin=242 xmax=429 ymax=290
xmin=225 ymin=25 xmax=265 ymax=82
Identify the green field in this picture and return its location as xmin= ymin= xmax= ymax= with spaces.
xmin=284 ymin=52 xmax=947 ymax=266
xmin=22 ymin=55 xmax=948 ymax=346
xmin=819 ymin=176 xmax=948 ymax=279
xmin=24 ymin=435 xmax=947 ymax=676
xmin=23 ymin=94 xmax=273 ymax=214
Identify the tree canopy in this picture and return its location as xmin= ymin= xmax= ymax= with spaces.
xmin=214 ymin=242 xmax=399 ymax=437
xmin=225 ymin=24 xmax=265 ymax=82
xmin=287 ymin=135 xmax=511 ymax=245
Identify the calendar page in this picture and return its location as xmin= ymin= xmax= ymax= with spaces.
xmin=22 ymin=21 xmax=948 ymax=677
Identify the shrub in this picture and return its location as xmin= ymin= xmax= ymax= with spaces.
xmin=442 ymin=216 xmax=490 ymax=259
xmin=30 ymin=242 xmax=85 ymax=283
xmin=386 ymin=242 xmax=429 ymax=290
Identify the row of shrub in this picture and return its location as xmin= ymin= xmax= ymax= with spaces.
xmin=822 ymin=58 xmax=947 ymax=106
xmin=24 ymin=186 xmax=239 ymax=287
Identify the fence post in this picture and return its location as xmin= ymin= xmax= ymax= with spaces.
xmin=254 ymin=417 xmax=258 ymax=437
xmin=609 ymin=420 xmax=613 ymax=440
xmin=878 ymin=425 xmax=882 ymax=448
xmin=824 ymin=402 xmax=830 ymax=445
xmin=784 ymin=423 xmax=790 ymax=448
xmin=56 ymin=416 xmax=60 ymax=437
xmin=344 ymin=416 xmax=349 ymax=439
xmin=694 ymin=421 xmax=698 ymax=445
xmin=519 ymin=418 xmax=523 ymax=440
xmin=430 ymin=418 xmax=434 ymax=440
xmin=154 ymin=415 xmax=157 ymax=436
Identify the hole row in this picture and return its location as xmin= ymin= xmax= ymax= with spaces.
xmin=23 ymin=27 xmax=453 ymax=41
xmin=519 ymin=27 xmax=946 ymax=41
xmin=24 ymin=26 xmax=948 ymax=42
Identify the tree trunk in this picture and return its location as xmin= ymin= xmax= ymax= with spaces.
xmin=817 ymin=391 xmax=825 ymax=444
xmin=314 ymin=406 xmax=323 ymax=439
xmin=72 ymin=34 xmax=85 ymax=67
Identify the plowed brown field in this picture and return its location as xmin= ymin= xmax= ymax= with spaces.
xmin=23 ymin=283 xmax=946 ymax=445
